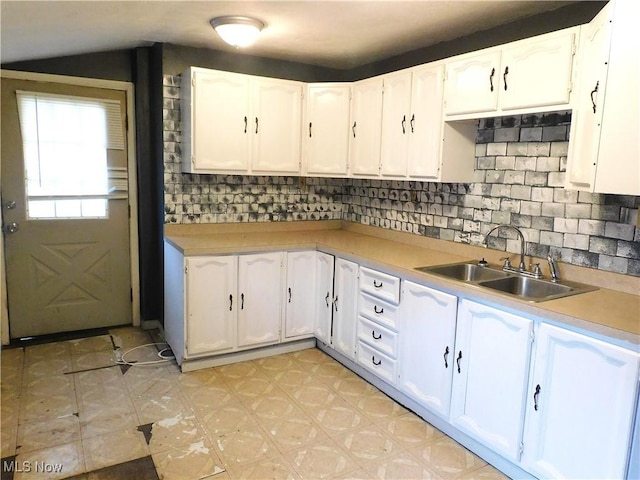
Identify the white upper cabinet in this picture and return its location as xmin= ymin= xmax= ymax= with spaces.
xmin=251 ymin=77 xmax=303 ymax=175
xmin=450 ymin=299 xmax=533 ymax=462
xmin=521 ymin=323 xmax=640 ymax=479
xmin=566 ymin=0 xmax=640 ymax=195
xmin=181 ymin=68 xmax=251 ymax=173
xmin=303 ymin=83 xmax=351 ymax=177
xmin=349 ymin=76 xmax=384 ymax=177
xmin=444 ymin=28 xmax=577 ymax=118
xmin=181 ymin=67 xmax=303 ymax=175
xmin=380 ymin=70 xmax=413 ymax=177
xmin=399 ymin=281 xmax=458 ymax=419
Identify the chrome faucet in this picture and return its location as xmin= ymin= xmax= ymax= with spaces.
xmin=547 ymin=254 xmax=560 ymax=282
xmin=482 ymin=224 xmax=531 ymax=272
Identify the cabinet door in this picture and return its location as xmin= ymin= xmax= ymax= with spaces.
xmin=500 ymin=31 xmax=576 ymax=111
xmin=237 ymin=252 xmax=283 ymax=347
xmin=187 ymin=69 xmax=251 ymax=172
xmin=565 ymin=5 xmax=612 ymax=192
xmin=331 ymin=258 xmax=359 ymax=360
xmin=444 ymin=51 xmax=501 ymax=116
xmin=251 ymin=78 xmax=302 ymax=174
xmin=399 ymin=282 xmax=457 ymax=419
xmin=284 ymin=251 xmax=317 ymax=338
xmin=185 ymin=256 xmax=236 ymax=355
xmin=451 ymin=299 xmax=533 ymax=461
xmin=521 ymin=323 xmax=640 ymax=479
xmin=380 ymin=70 xmax=412 ymax=177
xmin=315 ymin=252 xmax=335 ymax=345
xmin=349 ymin=76 xmax=383 ymax=176
xmin=407 ymin=64 xmax=445 ymax=179
xmin=304 ymin=84 xmax=351 ymax=176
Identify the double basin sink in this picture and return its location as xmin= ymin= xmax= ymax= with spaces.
xmin=415 ymin=262 xmax=597 ymax=302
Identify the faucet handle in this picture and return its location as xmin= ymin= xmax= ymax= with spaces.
xmin=499 ymin=256 xmax=512 ymax=268
xmin=533 ymin=263 xmax=543 ymax=278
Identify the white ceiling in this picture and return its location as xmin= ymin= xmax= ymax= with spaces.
xmin=1 ymin=1 xmax=577 ymax=69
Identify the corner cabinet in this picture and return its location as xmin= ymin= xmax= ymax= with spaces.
xmin=444 ymin=28 xmax=577 ymax=118
xmin=181 ymin=67 xmax=303 ymax=175
xmin=521 ymin=323 xmax=640 ymax=479
xmin=566 ymin=0 xmax=640 ymax=195
xmin=450 ymin=299 xmax=533 ymax=462
xmin=303 ymin=83 xmax=351 ymax=177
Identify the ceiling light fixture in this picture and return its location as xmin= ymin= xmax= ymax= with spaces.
xmin=209 ymin=16 xmax=265 ymax=48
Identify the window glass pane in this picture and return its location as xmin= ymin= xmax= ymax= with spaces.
xmin=27 ymin=200 xmax=56 ymax=219
xmin=81 ymin=199 xmax=107 ymax=218
xmin=55 ymin=200 xmax=82 ymax=218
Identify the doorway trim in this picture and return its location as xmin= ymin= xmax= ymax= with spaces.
xmin=0 ymin=69 xmax=141 ymax=344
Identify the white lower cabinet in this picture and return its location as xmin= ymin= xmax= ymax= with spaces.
xmin=236 ymin=252 xmax=284 ymax=348
xmin=450 ymin=299 xmax=533 ymax=462
xmin=521 ymin=323 xmax=640 ymax=479
xmin=184 ymin=256 xmax=237 ymax=356
xmin=315 ymin=252 xmax=335 ymax=345
xmin=398 ymin=281 xmax=457 ymax=419
xmin=330 ymin=258 xmax=359 ymax=360
xmin=284 ymin=251 xmax=318 ymax=339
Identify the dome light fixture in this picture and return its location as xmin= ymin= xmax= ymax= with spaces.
xmin=209 ymin=16 xmax=265 ymax=48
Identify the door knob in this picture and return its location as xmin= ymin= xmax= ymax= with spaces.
xmin=5 ymin=222 xmax=19 ymax=234
xmin=5 ymin=201 xmax=16 ymax=210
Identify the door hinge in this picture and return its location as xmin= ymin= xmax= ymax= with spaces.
xmin=130 ymin=288 xmax=133 ymax=302
xmin=185 ymin=265 xmax=188 ymax=275
xmin=519 ymin=442 xmax=524 ymax=457
xmin=192 ymin=77 xmax=196 ymax=87
xmin=530 ymin=327 xmax=535 ymax=344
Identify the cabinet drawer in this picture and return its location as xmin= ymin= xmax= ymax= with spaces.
xmin=357 ymin=316 xmax=398 ymax=359
xmin=359 ymin=266 xmax=400 ymax=304
xmin=359 ymin=292 xmax=399 ymax=330
xmin=357 ymin=341 xmax=397 ymax=385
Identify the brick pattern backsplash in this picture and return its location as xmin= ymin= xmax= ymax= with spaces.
xmin=163 ymin=74 xmax=640 ymax=276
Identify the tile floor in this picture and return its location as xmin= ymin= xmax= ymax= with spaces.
xmin=1 ymin=327 xmax=510 ymax=480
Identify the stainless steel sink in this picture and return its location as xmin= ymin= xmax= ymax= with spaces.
xmin=415 ymin=261 xmax=598 ymax=302
xmin=478 ymin=276 xmax=598 ymax=302
xmin=416 ymin=263 xmax=510 ymax=283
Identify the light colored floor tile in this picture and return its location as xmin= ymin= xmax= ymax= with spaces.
xmin=67 ymin=335 xmax=114 ymax=355
xmin=379 ymin=411 xmax=446 ymax=448
xmin=71 ymin=350 xmax=117 ymax=372
xmin=335 ymin=423 xmax=403 ymax=463
xmin=226 ymin=452 xmax=301 ymax=480
xmin=262 ymin=412 xmax=327 ymax=454
xmin=291 ymin=381 xmax=338 ymax=412
xmin=272 ymin=366 xmax=315 ymax=389
xmin=176 ymin=367 xmax=224 ymax=389
xmin=213 ymin=423 xmax=279 ymax=466
xmin=215 ymin=361 xmax=269 ymax=384
xmin=123 ymin=363 xmax=177 ymax=397
xmin=181 ymin=382 xmax=238 ymax=415
xmin=147 ymin=411 xmax=206 ymax=454
xmin=289 ymin=349 xmax=335 ymax=368
xmin=309 ymin=361 xmax=353 ymax=385
xmin=109 ymin=327 xmax=154 ymax=350
xmin=231 ymin=374 xmax=280 ymax=403
xmin=361 ymin=448 xmax=442 ymax=480
xmin=19 ymin=389 xmax=77 ymax=423
xmin=310 ymin=396 xmax=371 ymax=438
xmin=24 ymin=342 xmax=71 ymax=366
xmin=330 ymin=374 xmax=377 ymax=404
xmin=411 ymin=436 xmax=488 ymax=479
xmin=17 ymin=414 xmax=80 ymax=454
xmin=254 ymin=353 xmax=297 ymax=376
xmin=14 ymin=441 xmax=84 ymax=480
xmin=200 ymin=402 xmax=257 ymax=437
xmin=284 ymin=438 xmax=360 ymax=480
xmin=1 ymin=422 xmax=17 ymax=458
xmin=79 ymin=403 xmax=140 ymax=439
xmin=82 ymin=427 xmax=149 ymax=472
xmin=246 ymin=388 xmax=304 ymax=422
xmin=353 ymin=390 xmax=409 ymax=423
xmin=460 ymin=464 xmax=511 ymax=479
xmin=132 ymin=385 xmax=189 ymax=424
xmin=152 ymin=438 xmax=226 ymax=480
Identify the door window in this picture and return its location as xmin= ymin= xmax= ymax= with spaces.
xmin=16 ymin=91 xmax=124 ymax=219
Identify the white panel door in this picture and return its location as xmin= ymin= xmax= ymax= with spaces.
xmin=407 ymin=64 xmax=445 ymax=179
xmin=380 ymin=70 xmax=412 ymax=177
xmin=399 ymin=281 xmax=457 ymax=419
xmin=349 ymin=76 xmax=383 ymax=176
xmin=331 ymin=258 xmax=359 ymax=360
xmin=565 ymin=4 xmax=612 ymax=191
xmin=304 ymin=84 xmax=351 ymax=176
xmin=251 ymin=77 xmax=302 ymax=174
xmin=185 ymin=256 xmax=236 ymax=356
xmin=521 ymin=323 xmax=640 ymax=479
xmin=284 ymin=251 xmax=317 ymax=338
xmin=314 ymin=252 xmax=335 ymax=345
xmin=451 ymin=299 xmax=533 ymax=461
xmin=444 ymin=51 xmax=501 ymax=116
xmin=500 ymin=31 xmax=576 ymax=111
xmin=190 ymin=69 xmax=251 ymax=172
xmin=237 ymin=252 xmax=283 ymax=347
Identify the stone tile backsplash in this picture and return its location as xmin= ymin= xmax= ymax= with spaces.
xmin=163 ymin=74 xmax=640 ymax=276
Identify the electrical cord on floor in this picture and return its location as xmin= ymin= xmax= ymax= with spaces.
xmin=115 ymin=342 xmax=175 ymax=366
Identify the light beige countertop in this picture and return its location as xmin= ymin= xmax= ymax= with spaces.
xmin=165 ymin=221 xmax=640 ymax=347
